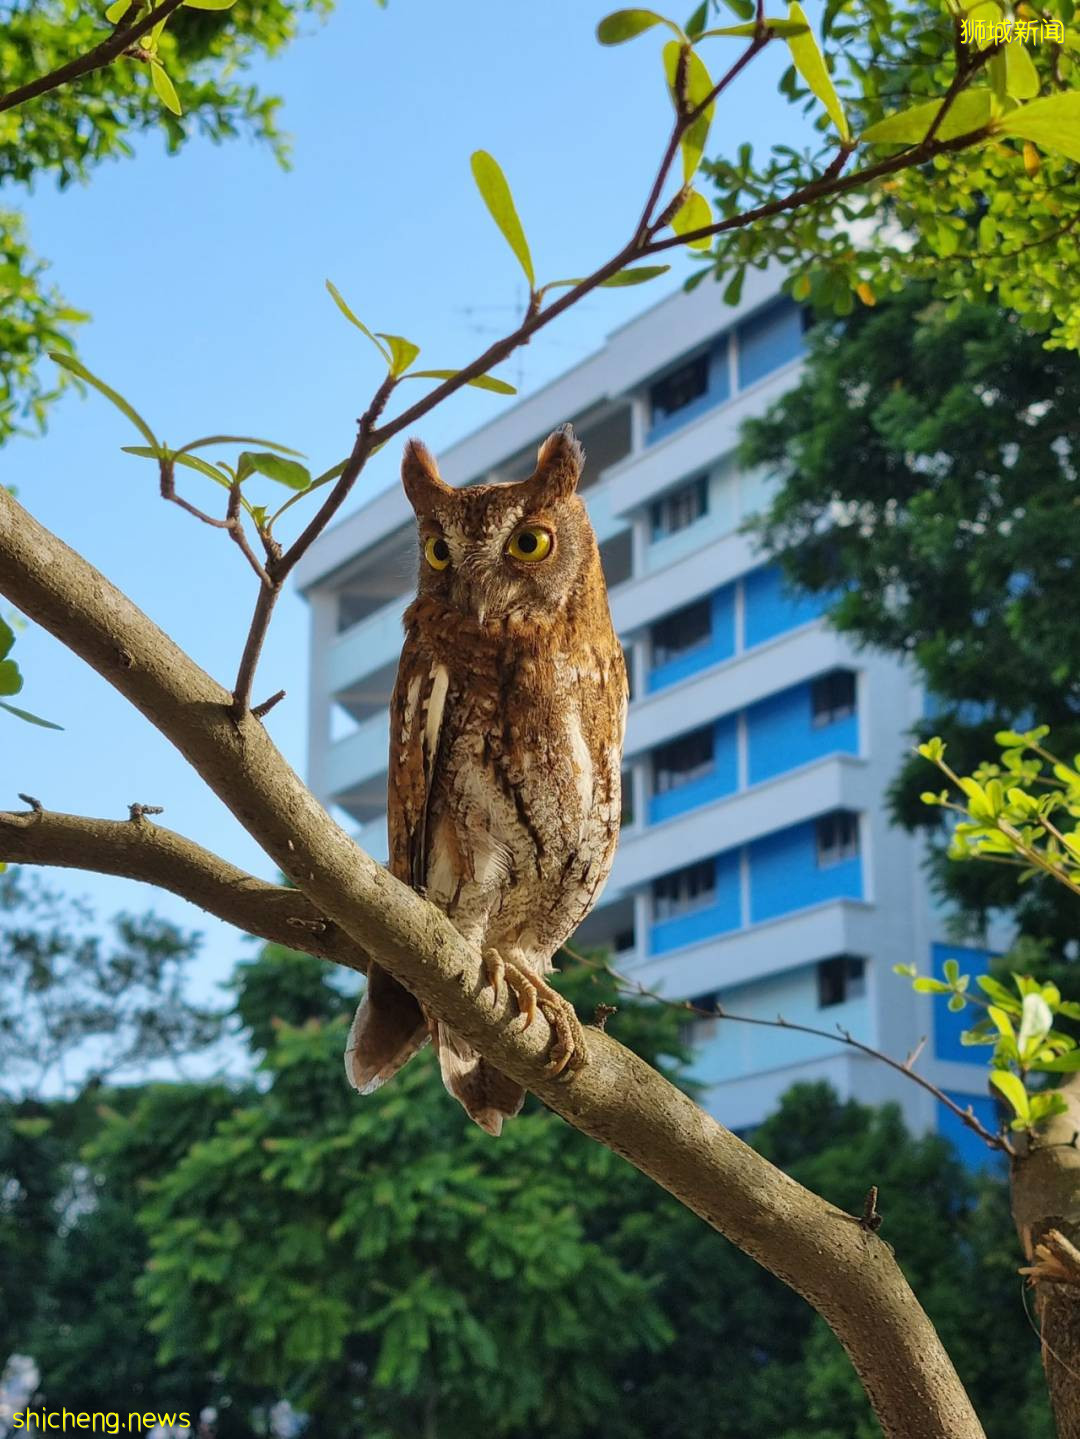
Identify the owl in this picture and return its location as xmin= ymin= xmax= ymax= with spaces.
xmin=344 ymin=424 xmax=628 ymax=1134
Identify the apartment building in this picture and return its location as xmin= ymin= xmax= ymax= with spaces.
xmin=296 ymin=266 xmax=997 ymax=1161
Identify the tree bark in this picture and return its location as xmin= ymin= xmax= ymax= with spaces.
xmin=1012 ymin=1073 xmax=1080 ymax=1437
xmin=0 ymin=485 xmax=985 ymax=1439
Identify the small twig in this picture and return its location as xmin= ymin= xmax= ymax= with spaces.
xmin=904 ymin=1036 xmax=928 ymax=1070
xmin=592 ymin=1002 xmax=618 ymax=1031
xmin=0 ymin=0 xmax=188 ymax=115
xmin=560 ymin=944 xmax=1014 ymax=1156
xmin=128 ymin=803 xmax=165 ymax=821
xmin=17 ymin=793 xmax=42 ymax=813
xmin=861 ymin=1185 xmax=884 ymax=1233
xmin=251 ymin=689 xmax=286 ymax=721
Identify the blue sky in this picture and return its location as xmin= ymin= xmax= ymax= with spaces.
xmin=6 ymin=0 xmax=806 ymax=1015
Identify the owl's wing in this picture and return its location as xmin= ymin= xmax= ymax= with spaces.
xmin=344 ymin=634 xmax=448 ymax=1095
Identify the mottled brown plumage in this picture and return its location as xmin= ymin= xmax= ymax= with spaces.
xmin=344 ymin=424 xmax=627 ymax=1133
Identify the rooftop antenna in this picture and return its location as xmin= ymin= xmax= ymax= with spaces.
xmin=454 ymin=283 xmax=595 ymax=394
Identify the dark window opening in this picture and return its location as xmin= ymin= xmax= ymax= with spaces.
xmin=613 ymin=929 xmax=636 ymax=954
xmin=679 ymin=990 xmax=721 ymax=1045
xmin=654 ymin=859 xmax=717 ymax=920
xmin=652 ymin=598 xmax=712 ymax=667
xmin=817 ymin=955 xmax=866 ymax=1008
xmin=651 ymin=476 xmax=709 ymax=540
xmin=815 ymin=812 xmax=859 ymax=868
xmin=650 ymin=353 xmax=710 ymax=426
xmin=653 ymin=726 xmax=715 ymax=794
xmin=621 ymin=769 xmax=634 ymax=827
xmin=811 ymin=670 xmax=856 ymax=728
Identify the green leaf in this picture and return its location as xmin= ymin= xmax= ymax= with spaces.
xmin=178 ymin=435 xmax=305 ymax=457
xmin=1000 ymin=92 xmax=1080 ymax=163
xmin=661 ymin=43 xmax=716 ymax=180
xmin=943 ymin=957 xmax=961 ymax=984
xmin=913 ymin=977 xmax=951 ymax=993
xmin=988 ymin=1005 xmax=1016 ymax=1038
xmin=723 ymin=268 xmax=745 ymax=306
xmin=404 ymin=370 xmax=517 ymax=394
xmin=1032 ymin=1051 xmax=1080 ymax=1072
xmin=786 ymin=2 xmax=849 ymax=142
xmin=469 ymin=151 xmax=535 ymax=288
xmin=701 ymin=18 xmax=809 ymax=35
xmin=122 ymin=446 xmax=235 ymax=490
xmin=184 ymin=0 xmax=238 ymax=7
xmin=917 ymin=736 xmax=946 ymax=763
xmin=150 ymin=60 xmax=182 ymax=117
xmin=1004 ymin=40 xmax=1040 ymax=101
xmin=325 ymin=281 xmax=391 ymax=363
xmin=860 ymin=90 xmax=993 ymax=146
xmin=720 ymin=0 xmax=755 ymax=15
xmin=11 ymin=1116 xmax=52 ymax=1137
xmin=49 ymin=353 xmax=159 ymax=449
xmin=236 ymin=452 xmax=312 ymax=491
xmin=375 ymin=333 xmax=421 ymax=377
xmin=0 ymin=699 xmax=63 ymax=730
xmin=104 ymin=0 xmax=133 ymax=21
xmin=989 ymin=1068 xmax=1030 ymax=1123
xmin=947 ymin=993 xmax=966 ymax=1012
xmin=547 ymin=265 xmax=672 ymax=291
xmin=977 ymin=975 xmax=1022 ymax=1011
xmin=671 ymin=188 xmax=713 ymax=249
xmin=597 ymin=9 xmax=678 ymax=43
xmin=685 ymin=1 xmax=708 ymax=39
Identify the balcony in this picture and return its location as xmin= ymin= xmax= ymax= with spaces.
xmin=325 ymin=710 xmax=390 ymax=821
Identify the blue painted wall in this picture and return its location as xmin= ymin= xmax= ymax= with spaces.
xmin=938 ymin=1089 xmax=1004 ymax=1171
xmin=737 ymin=300 xmax=806 ymax=389
xmin=931 ymin=941 xmax=996 ymax=1063
xmin=746 ymin=681 xmax=859 ymax=786
xmin=743 ymin=565 xmax=828 ymax=650
xmin=649 ymin=714 xmax=738 ymax=825
xmin=648 ymin=585 xmax=736 ymax=693
xmin=748 ymin=817 xmax=862 ymax=925
xmin=649 ymin=850 xmax=742 ymax=955
xmin=646 ymin=340 xmax=731 ymax=445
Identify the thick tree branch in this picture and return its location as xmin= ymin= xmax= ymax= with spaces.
xmin=0 ymin=485 xmax=984 ymax=1439
xmin=0 ymin=805 xmax=366 ymax=977
xmin=0 ymin=0 xmax=189 ymax=116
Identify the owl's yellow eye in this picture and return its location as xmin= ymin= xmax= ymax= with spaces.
xmin=424 ymin=535 xmax=451 ymax=570
xmin=507 ymin=526 xmax=553 ymax=563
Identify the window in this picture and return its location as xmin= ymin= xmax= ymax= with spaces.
xmin=811 ymin=670 xmax=856 ymax=728
xmin=652 ymin=598 xmax=712 ymax=667
xmin=599 ymin=530 xmax=633 ymax=588
xmin=654 ymin=859 xmax=716 ymax=920
xmin=815 ymin=812 xmax=859 ymax=868
xmin=679 ymin=990 xmax=721 ymax=1045
xmin=653 ymin=726 xmax=714 ymax=794
xmin=651 ymin=476 xmax=709 ymax=540
xmin=621 ymin=769 xmax=634 ymax=827
xmin=613 ymin=928 xmax=636 ymax=954
xmin=650 ymin=353 xmax=709 ymax=426
xmin=817 ymin=955 xmax=866 ymax=1008
xmin=622 ymin=646 xmax=634 ymax=702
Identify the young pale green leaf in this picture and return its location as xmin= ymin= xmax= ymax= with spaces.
xmin=960 ymin=1026 xmax=998 ymax=1045
xmin=661 ymin=43 xmax=716 ymax=179
xmin=404 ymin=370 xmax=517 ymax=395
xmin=977 ymin=974 xmax=1022 ymax=1011
xmin=913 ymin=976 xmax=951 ymax=994
xmin=0 ymin=699 xmax=64 ymax=730
xmin=988 ymin=1005 xmax=1016 ymax=1038
xmin=786 ymin=2 xmax=849 ymax=141
xmin=325 ymin=281 xmax=392 ymax=363
xmin=122 ymin=446 xmax=232 ymax=490
xmin=470 ymin=151 xmax=535 ymax=289
xmin=150 ymin=60 xmax=182 ymax=116
xmin=375 ymin=333 xmax=421 ymax=377
xmin=184 ymin=0 xmax=238 ymax=7
xmin=893 ymin=962 xmax=917 ymax=977
xmin=596 ymin=8 xmax=679 ymax=43
xmin=917 ymin=736 xmax=946 ymax=762
xmin=104 ymin=0 xmax=133 ymax=21
xmin=989 ymin=1068 xmax=1030 ymax=1123
xmin=547 ymin=265 xmax=672 ymax=292
xmin=236 ymin=452 xmax=312 ymax=491
xmin=700 ymin=18 xmax=809 ymax=35
xmin=1018 ymin=992 xmax=1054 ymax=1057
xmin=671 ymin=188 xmax=713 ymax=248
xmin=178 ymin=435 xmax=305 ymax=457
xmin=1027 ymin=1092 xmax=1069 ymax=1125
xmin=48 ymin=352 xmax=159 ymax=450
xmin=1031 ymin=1051 xmax=1080 ymax=1072
xmin=943 ymin=957 xmax=961 ymax=985
xmin=1004 ymin=39 xmax=1040 ymax=100
xmin=947 ymin=993 xmax=966 ymax=1012
xmin=861 ymin=90 xmax=993 ymax=146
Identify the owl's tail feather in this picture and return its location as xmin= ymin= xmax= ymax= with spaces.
xmin=344 ymin=962 xmax=430 ymax=1095
xmin=435 ymin=1025 xmax=525 ymax=1137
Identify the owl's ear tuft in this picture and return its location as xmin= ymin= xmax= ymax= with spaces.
xmin=402 ymin=438 xmax=452 ymax=510
xmin=528 ymin=423 xmax=584 ymax=502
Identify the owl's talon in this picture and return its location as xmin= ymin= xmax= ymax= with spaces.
xmin=504 ymin=962 xmax=586 ymax=1075
xmin=482 ymin=948 xmax=505 ymax=1007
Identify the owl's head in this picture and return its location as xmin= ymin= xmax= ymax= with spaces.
xmin=400 ymin=424 xmax=597 ymax=623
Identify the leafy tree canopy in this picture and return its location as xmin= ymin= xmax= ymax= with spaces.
xmin=741 ymin=286 xmax=1080 ymax=959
